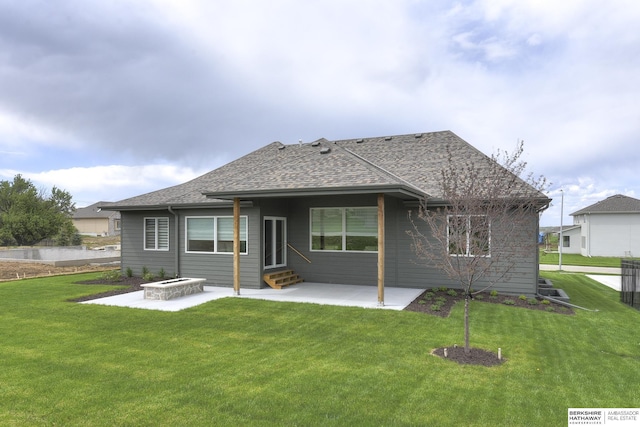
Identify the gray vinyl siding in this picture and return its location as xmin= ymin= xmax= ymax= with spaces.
xmin=120 ymin=211 xmax=177 ymax=277
xmin=178 ymin=207 xmax=262 ymax=288
xmin=393 ymin=201 xmax=540 ymax=295
xmin=120 ymin=195 xmax=539 ymax=295
xmin=120 ymin=207 xmax=262 ymax=289
xmin=273 ymin=194 xmax=538 ymax=295
xmin=286 ymin=195 xmax=379 ymax=286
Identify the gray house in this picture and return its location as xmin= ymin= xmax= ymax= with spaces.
xmin=103 ymin=131 xmax=548 ymax=301
xmin=568 ymin=194 xmax=640 ymax=257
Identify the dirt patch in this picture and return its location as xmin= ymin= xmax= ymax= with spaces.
xmin=0 ymin=261 xmax=115 ymax=281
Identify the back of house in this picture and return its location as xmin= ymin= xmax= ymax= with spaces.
xmin=102 ymin=130 xmax=549 ymax=297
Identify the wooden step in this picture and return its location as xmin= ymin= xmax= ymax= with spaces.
xmin=263 ymin=270 xmax=304 ymax=289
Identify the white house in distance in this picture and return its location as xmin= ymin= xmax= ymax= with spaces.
xmin=562 ymin=194 xmax=640 ymax=257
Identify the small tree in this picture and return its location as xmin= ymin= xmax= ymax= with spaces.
xmin=408 ymin=141 xmax=549 ymax=354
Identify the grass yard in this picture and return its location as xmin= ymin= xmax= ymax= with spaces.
xmin=0 ymin=272 xmax=639 ymax=426
xmin=538 ymin=250 xmax=632 ymax=267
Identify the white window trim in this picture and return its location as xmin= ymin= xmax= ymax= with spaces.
xmin=184 ymin=215 xmax=249 ymax=255
xmin=446 ymin=214 xmax=491 ymax=257
xmin=309 ymin=207 xmax=378 ymax=253
xmin=144 ymin=217 xmax=170 ymax=251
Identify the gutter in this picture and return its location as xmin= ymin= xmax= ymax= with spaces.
xmin=167 ymin=206 xmax=180 ymax=278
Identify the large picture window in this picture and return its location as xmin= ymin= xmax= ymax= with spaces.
xmin=447 ymin=215 xmax=490 ymax=257
xmin=186 ymin=216 xmax=247 ymax=254
xmin=311 ymin=207 xmax=377 ymax=252
xmin=144 ymin=217 xmax=169 ymax=251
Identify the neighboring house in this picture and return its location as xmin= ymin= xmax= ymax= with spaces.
xmin=569 ymin=194 xmax=640 ymax=257
xmin=73 ymin=202 xmax=121 ymax=236
xmin=102 ymin=131 xmax=549 ymax=300
xmin=557 ymin=225 xmax=582 ymax=254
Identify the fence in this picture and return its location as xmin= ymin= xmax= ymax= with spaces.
xmin=621 ymin=259 xmax=640 ymax=310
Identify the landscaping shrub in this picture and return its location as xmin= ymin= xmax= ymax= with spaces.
xmin=101 ymin=270 xmax=121 ymax=282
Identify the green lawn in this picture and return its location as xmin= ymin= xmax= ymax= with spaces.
xmin=539 ymin=250 xmax=632 ymax=267
xmin=1 ymin=272 xmax=639 ymax=426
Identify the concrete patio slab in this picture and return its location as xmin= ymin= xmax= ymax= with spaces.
xmin=81 ymin=283 xmax=426 ymax=312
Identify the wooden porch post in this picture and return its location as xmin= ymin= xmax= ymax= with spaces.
xmin=377 ymin=193 xmax=385 ymax=307
xmin=233 ymin=197 xmax=240 ymax=296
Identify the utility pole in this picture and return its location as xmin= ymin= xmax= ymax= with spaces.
xmin=559 ymin=189 xmax=563 ymax=271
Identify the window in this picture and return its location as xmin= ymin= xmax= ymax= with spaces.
xmin=310 ymin=207 xmax=377 ymax=252
xmin=114 ymin=219 xmax=121 ymax=231
xmin=447 ymin=215 xmax=490 ymax=256
xmin=563 ymin=235 xmax=570 ymax=248
xmin=185 ymin=216 xmax=247 ymax=254
xmin=144 ymin=217 xmax=169 ymax=251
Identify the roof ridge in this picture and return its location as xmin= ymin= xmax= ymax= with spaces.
xmin=335 ymin=143 xmax=429 ymax=196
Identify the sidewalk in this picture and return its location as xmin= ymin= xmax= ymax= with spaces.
xmin=539 ymin=264 xmax=621 ymax=275
xmin=539 ymin=264 xmax=621 ymax=291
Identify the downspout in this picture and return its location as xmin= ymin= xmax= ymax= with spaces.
xmin=167 ymin=206 xmax=180 ymax=278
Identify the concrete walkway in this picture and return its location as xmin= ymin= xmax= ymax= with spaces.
xmin=585 ymin=275 xmax=621 ymax=291
xmin=81 ymin=283 xmax=426 ymax=312
xmin=539 ymin=264 xmax=622 ymax=291
xmin=539 ymin=264 xmax=621 ymax=274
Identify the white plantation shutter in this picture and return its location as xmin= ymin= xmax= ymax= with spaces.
xmin=156 ymin=218 xmax=169 ymax=250
xmin=145 ymin=218 xmax=169 ymax=250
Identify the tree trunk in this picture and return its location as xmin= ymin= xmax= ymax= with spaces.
xmin=464 ymin=295 xmax=470 ymax=354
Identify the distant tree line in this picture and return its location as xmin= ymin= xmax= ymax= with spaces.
xmin=0 ymin=175 xmax=81 ymax=246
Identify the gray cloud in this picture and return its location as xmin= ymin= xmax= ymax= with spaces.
xmin=0 ymin=0 xmax=639 ymax=224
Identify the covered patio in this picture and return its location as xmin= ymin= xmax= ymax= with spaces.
xmin=81 ymin=283 xmax=426 ymax=312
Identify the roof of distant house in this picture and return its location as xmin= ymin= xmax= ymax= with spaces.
xmin=73 ymin=201 xmax=119 ymax=219
xmin=571 ymin=194 xmax=640 ymax=216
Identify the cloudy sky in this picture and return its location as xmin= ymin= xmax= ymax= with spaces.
xmin=1 ymin=0 xmax=638 ymax=226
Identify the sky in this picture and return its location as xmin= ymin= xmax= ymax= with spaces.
xmin=0 ymin=0 xmax=638 ymax=227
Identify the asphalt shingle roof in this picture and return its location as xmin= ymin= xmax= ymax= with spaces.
xmin=73 ymin=201 xmax=118 ymax=218
xmin=571 ymin=194 xmax=640 ymax=215
xmin=103 ymin=130 xmax=546 ymax=210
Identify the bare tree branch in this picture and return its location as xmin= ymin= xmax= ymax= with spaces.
xmin=407 ymin=140 xmax=549 ymax=353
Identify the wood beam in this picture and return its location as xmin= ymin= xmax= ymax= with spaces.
xmin=233 ymin=197 xmax=240 ymax=296
xmin=377 ymin=193 xmax=385 ymax=306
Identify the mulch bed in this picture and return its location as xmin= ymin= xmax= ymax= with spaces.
xmin=404 ymin=287 xmax=574 ymax=366
xmin=69 ymin=276 xmax=150 ymax=302
xmin=404 ymin=288 xmax=574 ymax=317
xmin=431 ymin=346 xmax=505 ymax=367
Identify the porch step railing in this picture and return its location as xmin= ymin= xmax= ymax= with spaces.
xmin=263 ymin=269 xmax=304 ymax=290
xmin=287 ymin=243 xmax=311 ymax=263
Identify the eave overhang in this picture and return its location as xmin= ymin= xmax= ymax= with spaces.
xmin=98 ymin=200 xmax=255 ymax=211
xmin=201 ymin=184 xmax=428 ymax=201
